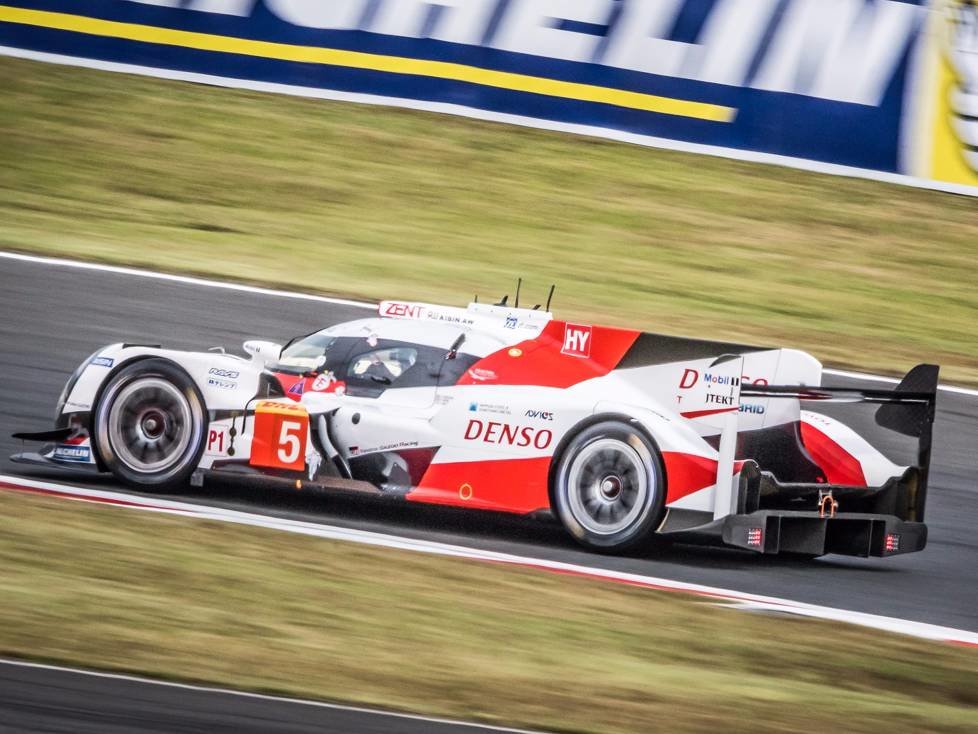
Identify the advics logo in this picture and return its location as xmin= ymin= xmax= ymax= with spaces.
xmin=561 ymin=324 xmax=592 ymax=358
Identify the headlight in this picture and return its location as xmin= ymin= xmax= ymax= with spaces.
xmin=55 ymin=349 xmax=102 ymax=424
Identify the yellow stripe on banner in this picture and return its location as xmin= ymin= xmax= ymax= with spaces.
xmin=0 ymin=6 xmax=736 ymax=123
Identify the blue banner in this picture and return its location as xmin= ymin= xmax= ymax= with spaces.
xmin=0 ymin=0 xmax=935 ymax=178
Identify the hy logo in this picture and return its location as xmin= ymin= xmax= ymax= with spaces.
xmin=947 ymin=0 xmax=978 ymax=173
xmin=561 ymin=324 xmax=592 ymax=358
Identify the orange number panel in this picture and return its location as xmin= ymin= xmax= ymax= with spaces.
xmin=249 ymin=401 xmax=309 ymax=472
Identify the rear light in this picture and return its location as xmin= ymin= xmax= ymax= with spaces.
xmin=747 ymin=527 xmax=763 ymax=547
xmin=885 ymin=533 xmax=901 ymax=553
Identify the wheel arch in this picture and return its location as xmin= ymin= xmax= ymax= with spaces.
xmin=547 ymin=411 xmax=666 ymax=512
xmin=89 ymin=355 xmax=206 ymax=472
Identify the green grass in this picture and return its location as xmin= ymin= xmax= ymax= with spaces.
xmin=1 ymin=491 xmax=976 ymax=734
xmin=1 ymin=56 xmax=978 ymax=383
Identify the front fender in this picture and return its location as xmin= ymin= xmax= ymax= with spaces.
xmin=61 ymin=344 xmax=262 ymax=420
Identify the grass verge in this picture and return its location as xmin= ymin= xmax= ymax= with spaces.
xmin=0 ymin=491 xmax=976 ymax=733
xmin=1 ymin=56 xmax=978 ymax=383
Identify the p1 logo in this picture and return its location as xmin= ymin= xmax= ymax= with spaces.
xmin=561 ymin=324 xmax=592 ymax=358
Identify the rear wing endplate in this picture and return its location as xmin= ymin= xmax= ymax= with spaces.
xmin=741 ymin=363 xmax=939 ymax=516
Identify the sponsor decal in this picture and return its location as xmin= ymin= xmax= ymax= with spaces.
xmin=208 ymin=368 xmax=240 ymax=379
xmin=524 ymin=409 xmax=554 ymax=421
xmin=311 ymin=371 xmax=336 ymax=391
xmin=504 ymin=315 xmax=518 ymax=329
xmin=353 ymin=440 xmax=421 ymax=455
xmin=946 ymin=1 xmax=978 ymax=178
xmin=380 ymin=301 xmax=476 ymax=326
xmin=53 ymin=444 xmax=91 ymax=463
xmin=65 ymin=401 xmax=91 ymax=410
xmin=747 ymin=527 xmax=764 ymax=548
xmin=383 ymin=301 xmax=424 ymax=319
xmin=679 ymin=368 xmax=699 ymax=389
xmin=207 ymin=378 xmax=236 ymax=390
xmin=914 ymin=0 xmax=978 ymax=188
xmin=464 ymin=418 xmax=553 ymax=450
xmin=206 ymin=427 xmax=231 ymax=455
xmin=430 ymin=313 xmax=475 ymax=326
xmin=561 ymin=324 xmax=592 ymax=358
xmin=90 ymin=356 xmax=114 ymax=368
xmin=117 ymin=0 xmax=921 ymax=109
xmin=469 ymin=402 xmax=511 ymax=416
xmin=704 ymin=392 xmax=735 ymax=407
xmin=288 ymin=380 xmax=305 ymax=397
xmin=467 ymin=367 xmax=498 ymax=382
xmin=679 ymin=370 xmax=768 ymax=389
xmin=739 ymin=403 xmax=766 ymax=415
xmin=704 ymin=372 xmax=739 ymax=387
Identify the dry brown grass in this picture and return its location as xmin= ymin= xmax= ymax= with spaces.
xmin=1 ymin=492 xmax=976 ymax=733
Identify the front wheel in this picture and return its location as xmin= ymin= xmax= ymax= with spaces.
xmin=93 ymin=358 xmax=207 ymax=491
xmin=552 ymin=420 xmax=666 ymax=552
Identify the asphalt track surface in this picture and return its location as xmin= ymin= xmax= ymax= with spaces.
xmin=0 ymin=659 xmax=539 ymax=733
xmin=1 ymin=254 xmax=976 ymax=637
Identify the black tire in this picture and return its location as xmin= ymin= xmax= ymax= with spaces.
xmin=93 ymin=358 xmax=206 ymax=491
xmin=552 ymin=420 xmax=666 ymax=552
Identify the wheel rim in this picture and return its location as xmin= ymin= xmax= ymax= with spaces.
xmin=565 ymin=437 xmax=652 ymax=536
xmin=107 ymin=377 xmax=193 ymax=473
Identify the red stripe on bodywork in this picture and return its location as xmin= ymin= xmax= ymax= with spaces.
xmin=457 ymin=321 xmax=640 ymax=389
xmin=413 ymin=451 xmax=745 ymax=513
xmin=799 ymin=422 xmax=867 ymax=487
xmin=409 ymin=457 xmax=551 ymax=514
xmin=662 ymin=453 xmax=745 ymax=504
xmin=680 ymin=407 xmax=738 ymax=419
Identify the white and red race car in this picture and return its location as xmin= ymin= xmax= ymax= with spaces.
xmin=13 ymin=298 xmax=938 ymax=557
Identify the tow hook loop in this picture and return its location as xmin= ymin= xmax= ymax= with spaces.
xmin=818 ymin=490 xmax=838 ymax=519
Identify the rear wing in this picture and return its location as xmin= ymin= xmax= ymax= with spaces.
xmin=741 ymin=364 xmax=939 ymax=515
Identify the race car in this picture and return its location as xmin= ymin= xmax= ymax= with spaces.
xmin=12 ymin=297 xmax=938 ymax=558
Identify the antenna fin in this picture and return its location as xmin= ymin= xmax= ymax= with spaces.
xmin=545 ymin=284 xmax=556 ymax=312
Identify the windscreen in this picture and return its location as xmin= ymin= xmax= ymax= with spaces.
xmin=269 ymin=333 xmax=337 ymax=375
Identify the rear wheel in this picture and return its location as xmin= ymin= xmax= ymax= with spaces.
xmin=552 ymin=420 xmax=665 ymax=552
xmin=93 ymin=359 xmax=206 ymax=491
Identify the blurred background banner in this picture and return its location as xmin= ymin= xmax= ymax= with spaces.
xmin=907 ymin=0 xmax=978 ymax=189
xmin=1 ymin=0 xmax=975 ymax=195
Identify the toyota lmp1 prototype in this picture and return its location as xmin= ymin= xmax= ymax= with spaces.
xmin=12 ymin=298 xmax=939 ymax=558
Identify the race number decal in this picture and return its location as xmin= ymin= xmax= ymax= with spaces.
xmin=250 ymin=401 xmax=308 ymax=471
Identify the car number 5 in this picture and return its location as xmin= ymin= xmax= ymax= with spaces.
xmin=278 ymin=420 xmax=303 ymax=464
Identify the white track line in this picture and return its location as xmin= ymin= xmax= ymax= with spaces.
xmin=3 ymin=475 xmax=976 ymax=648
xmin=4 ymin=249 xmax=977 ymax=398
xmin=0 ymin=658 xmax=545 ymax=733
xmin=0 ymin=251 xmax=374 ymax=310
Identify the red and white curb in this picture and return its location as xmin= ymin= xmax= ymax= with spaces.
xmin=2 ymin=475 xmax=976 ymax=649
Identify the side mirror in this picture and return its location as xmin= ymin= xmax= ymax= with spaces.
xmin=243 ymin=340 xmax=282 ymax=367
